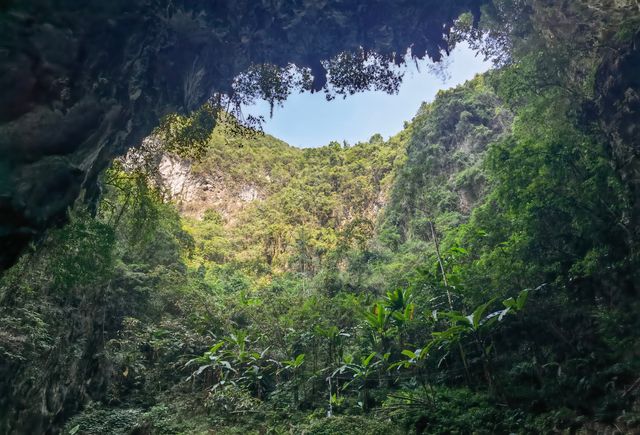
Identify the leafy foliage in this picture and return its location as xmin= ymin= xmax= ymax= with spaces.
xmin=4 ymin=3 xmax=640 ymax=433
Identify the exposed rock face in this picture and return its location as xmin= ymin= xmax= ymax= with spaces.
xmin=594 ymin=30 xmax=640 ymax=285
xmin=155 ymin=153 xmax=265 ymax=220
xmin=595 ymin=31 xmax=640 ymax=177
xmin=381 ymin=77 xmax=512 ymax=241
xmin=0 ymin=298 xmax=110 ymax=435
xmin=0 ymin=0 xmax=486 ymax=269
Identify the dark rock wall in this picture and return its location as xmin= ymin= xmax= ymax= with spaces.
xmin=595 ymin=30 xmax=640 ymax=282
xmin=0 ymin=297 xmax=109 ymax=434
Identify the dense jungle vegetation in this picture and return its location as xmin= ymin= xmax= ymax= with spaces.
xmin=1 ymin=1 xmax=640 ymax=434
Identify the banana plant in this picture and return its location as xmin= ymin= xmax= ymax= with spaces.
xmin=315 ymin=325 xmax=350 ymax=366
xmin=430 ymin=289 xmax=529 ymax=347
xmin=363 ymin=287 xmax=416 ymax=362
xmin=384 ymin=288 xmax=415 ymax=347
xmin=279 ymin=353 xmax=305 ymax=405
xmin=363 ymin=302 xmax=396 ymax=353
xmin=384 ymin=287 xmax=414 ymax=315
xmin=395 ymin=289 xmax=531 ymax=393
xmin=363 ymin=303 xmax=390 ymax=334
xmin=186 ymin=331 xmax=274 ymax=398
xmin=332 ymin=352 xmax=380 ymax=410
xmin=500 ymin=288 xmax=529 ymax=318
xmin=186 ymin=340 xmax=238 ymax=390
xmin=281 ymin=353 xmax=305 ymax=371
xmin=388 ymin=347 xmax=437 ymax=405
xmin=224 ymin=330 xmax=251 ymax=363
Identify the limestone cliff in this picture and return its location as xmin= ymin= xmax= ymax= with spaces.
xmin=146 ymin=129 xmax=401 ymax=232
xmin=380 ymin=75 xmax=513 ymax=244
xmin=155 ymin=153 xmax=265 ymax=220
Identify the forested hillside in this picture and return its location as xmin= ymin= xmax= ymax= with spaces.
xmin=1 ymin=1 xmax=640 ymax=434
xmin=147 ymin=124 xmax=404 ymax=276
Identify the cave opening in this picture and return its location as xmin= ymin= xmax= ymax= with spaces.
xmin=1 ymin=1 xmax=640 ymax=434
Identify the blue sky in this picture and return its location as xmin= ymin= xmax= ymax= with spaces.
xmin=242 ymin=42 xmax=492 ymax=148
